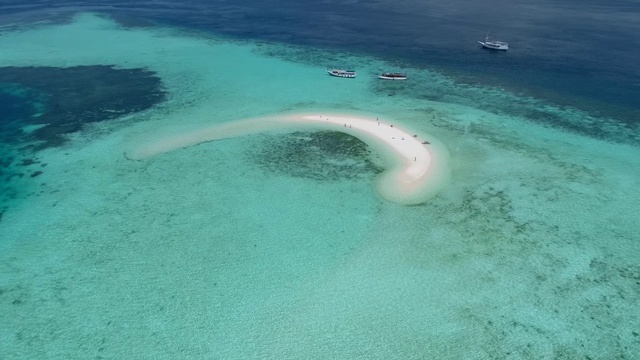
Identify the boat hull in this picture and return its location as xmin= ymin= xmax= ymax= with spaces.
xmin=327 ymin=69 xmax=356 ymax=78
xmin=478 ymin=41 xmax=508 ymax=51
xmin=378 ymin=75 xmax=407 ymax=80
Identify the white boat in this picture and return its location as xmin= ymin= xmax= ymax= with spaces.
xmin=478 ymin=33 xmax=508 ymax=51
xmin=327 ymin=69 xmax=356 ymax=78
xmin=378 ymin=72 xmax=407 ymax=80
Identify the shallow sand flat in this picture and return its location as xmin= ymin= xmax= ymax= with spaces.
xmin=128 ymin=112 xmax=450 ymax=204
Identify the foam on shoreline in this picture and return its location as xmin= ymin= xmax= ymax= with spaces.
xmin=127 ymin=113 xmax=450 ymax=204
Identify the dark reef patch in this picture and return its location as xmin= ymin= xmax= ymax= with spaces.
xmin=249 ymin=131 xmax=383 ymax=181
xmin=0 ymin=65 xmax=166 ymax=150
xmin=110 ymin=13 xmax=158 ymax=28
xmin=19 ymin=159 xmax=36 ymax=166
xmin=0 ymin=65 xmax=166 ymax=210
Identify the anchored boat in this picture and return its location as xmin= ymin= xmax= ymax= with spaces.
xmin=378 ymin=72 xmax=407 ymax=80
xmin=327 ymin=69 xmax=357 ymax=78
xmin=478 ymin=33 xmax=508 ymax=51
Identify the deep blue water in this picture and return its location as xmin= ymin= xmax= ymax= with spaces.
xmin=1 ymin=0 xmax=638 ymax=125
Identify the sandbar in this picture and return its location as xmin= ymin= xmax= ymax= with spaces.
xmin=127 ymin=113 xmax=450 ymax=205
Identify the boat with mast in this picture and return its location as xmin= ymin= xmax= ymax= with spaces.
xmin=478 ymin=32 xmax=508 ymax=51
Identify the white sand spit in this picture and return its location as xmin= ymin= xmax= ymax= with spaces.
xmin=127 ymin=113 xmax=450 ymax=204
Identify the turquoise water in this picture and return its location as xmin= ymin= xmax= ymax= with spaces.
xmin=1 ymin=13 xmax=639 ymax=358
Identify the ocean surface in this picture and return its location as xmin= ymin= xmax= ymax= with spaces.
xmin=1 ymin=1 xmax=639 ymax=358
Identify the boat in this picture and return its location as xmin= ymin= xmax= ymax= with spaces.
xmin=378 ymin=72 xmax=407 ymax=80
xmin=326 ymin=69 xmax=356 ymax=78
xmin=478 ymin=33 xmax=508 ymax=51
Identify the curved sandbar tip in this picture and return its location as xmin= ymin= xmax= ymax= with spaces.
xmin=127 ymin=112 xmax=450 ymax=205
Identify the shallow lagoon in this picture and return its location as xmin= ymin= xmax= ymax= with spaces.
xmin=0 ymin=13 xmax=638 ymax=359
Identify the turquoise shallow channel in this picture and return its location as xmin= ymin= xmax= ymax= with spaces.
xmin=0 ymin=13 xmax=639 ymax=359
